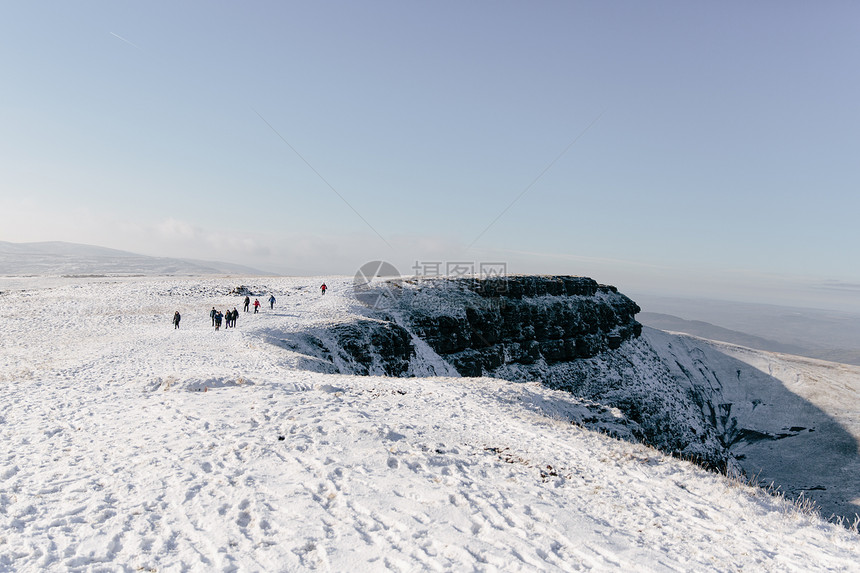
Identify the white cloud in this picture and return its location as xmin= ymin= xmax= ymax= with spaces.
xmin=155 ymin=218 xmax=198 ymax=241
xmin=149 ymin=218 xmax=272 ymax=260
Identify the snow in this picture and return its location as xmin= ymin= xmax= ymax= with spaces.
xmin=1 ymin=276 xmax=859 ymax=572
xmin=643 ymin=328 xmax=860 ymax=523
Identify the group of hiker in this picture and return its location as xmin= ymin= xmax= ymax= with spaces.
xmin=172 ymin=283 xmax=328 ymax=330
xmin=210 ymin=307 xmax=240 ymax=330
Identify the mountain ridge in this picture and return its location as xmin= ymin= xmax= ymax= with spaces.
xmin=0 ymin=240 xmax=275 ymax=277
xmin=638 ymin=310 xmax=860 ymax=366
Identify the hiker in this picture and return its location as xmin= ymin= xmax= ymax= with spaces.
xmin=320 ymin=283 xmax=327 ymax=295
xmin=173 ymin=311 xmax=181 ymax=329
xmin=210 ymin=307 xmax=217 ymax=326
xmin=224 ymin=309 xmax=230 ymax=329
xmin=214 ymin=310 xmax=223 ymax=330
xmin=268 ymin=294 xmax=276 ymax=309
xmin=231 ymin=308 xmax=239 ymax=327
xmin=253 ymin=299 xmax=261 ymax=313
xmin=243 ymin=296 xmax=250 ymax=312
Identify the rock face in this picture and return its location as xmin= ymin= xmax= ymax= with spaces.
xmin=284 ymin=275 xmax=643 ymax=379
xmin=277 ymin=319 xmax=416 ymax=377
xmin=328 ymin=320 xmax=414 ymax=377
xmin=395 ymin=276 xmax=642 ymax=378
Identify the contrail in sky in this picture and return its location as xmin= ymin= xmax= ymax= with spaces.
xmin=253 ymin=108 xmax=393 ymax=249
xmin=110 ymin=32 xmax=141 ymax=50
xmin=467 ymin=108 xmax=607 ymax=251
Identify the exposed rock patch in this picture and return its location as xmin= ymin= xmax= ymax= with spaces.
xmin=389 ymin=276 xmax=642 ymax=377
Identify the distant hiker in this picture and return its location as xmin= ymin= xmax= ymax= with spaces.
xmin=231 ymin=308 xmax=239 ymax=327
xmin=268 ymin=294 xmax=276 ymax=309
xmin=210 ymin=307 xmax=217 ymax=326
xmin=214 ymin=311 xmax=223 ymax=330
xmin=224 ymin=309 xmax=230 ymax=329
xmin=244 ymin=296 xmax=250 ymax=312
xmin=320 ymin=283 xmax=327 ymax=296
xmin=173 ymin=311 xmax=181 ymax=329
xmin=253 ymin=299 xmax=260 ymax=313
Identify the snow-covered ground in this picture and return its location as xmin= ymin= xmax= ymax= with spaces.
xmin=642 ymin=328 xmax=860 ymax=523
xmin=1 ymin=276 xmax=859 ymax=572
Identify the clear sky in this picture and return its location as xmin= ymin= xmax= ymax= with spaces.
xmin=2 ymin=2 xmax=859 ymax=310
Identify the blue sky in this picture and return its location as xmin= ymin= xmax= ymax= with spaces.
xmin=2 ymin=2 xmax=859 ymax=310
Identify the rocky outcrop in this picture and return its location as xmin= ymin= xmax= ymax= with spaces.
xmin=278 ymin=319 xmax=416 ymax=377
xmin=391 ymin=276 xmax=642 ymax=377
xmin=379 ymin=276 xmax=731 ymax=468
xmin=328 ymin=320 xmax=414 ymax=376
xmin=280 ymin=275 xmax=728 ymax=469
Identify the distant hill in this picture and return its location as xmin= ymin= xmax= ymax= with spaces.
xmin=0 ymin=241 xmax=275 ymax=277
xmin=637 ymin=312 xmax=808 ymax=355
xmin=638 ymin=311 xmax=860 ymax=366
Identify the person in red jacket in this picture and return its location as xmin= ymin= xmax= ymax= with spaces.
xmin=320 ymin=283 xmax=327 ymax=296
xmin=253 ymin=299 xmax=261 ymax=313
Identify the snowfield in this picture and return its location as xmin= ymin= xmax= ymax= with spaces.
xmin=1 ymin=276 xmax=858 ymax=572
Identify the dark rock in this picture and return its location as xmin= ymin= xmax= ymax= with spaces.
xmin=392 ymin=276 xmax=641 ymax=374
xmin=540 ymin=339 xmax=567 ymax=363
xmin=330 ymin=320 xmax=414 ymax=376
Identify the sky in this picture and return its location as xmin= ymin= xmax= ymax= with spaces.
xmin=1 ymin=1 xmax=859 ymax=311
